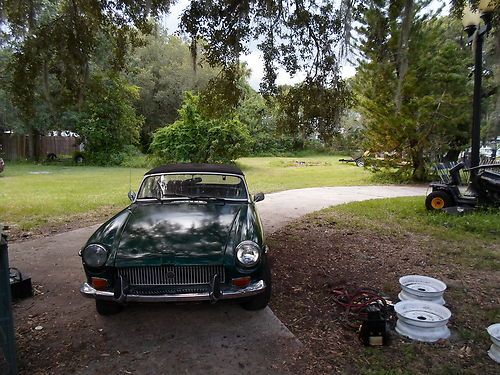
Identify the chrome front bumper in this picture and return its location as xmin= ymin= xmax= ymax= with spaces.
xmin=80 ymin=280 xmax=266 ymax=303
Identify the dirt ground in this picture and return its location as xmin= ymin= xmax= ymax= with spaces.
xmin=268 ymin=212 xmax=500 ymax=375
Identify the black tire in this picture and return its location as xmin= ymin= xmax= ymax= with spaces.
xmin=74 ymin=155 xmax=84 ymax=164
xmin=356 ymin=159 xmax=365 ymax=167
xmin=425 ymin=191 xmax=453 ymax=211
xmin=95 ymin=300 xmax=123 ymax=315
xmin=241 ymin=263 xmax=272 ymax=311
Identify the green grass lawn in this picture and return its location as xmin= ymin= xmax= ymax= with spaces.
xmin=0 ymin=163 xmax=146 ymax=231
xmin=0 ymin=155 xmax=373 ymax=232
xmin=319 ymin=196 xmax=499 ymax=270
xmin=237 ymin=155 xmax=373 ymax=192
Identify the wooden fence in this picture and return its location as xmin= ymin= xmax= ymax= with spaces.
xmin=0 ymin=133 xmax=80 ymax=160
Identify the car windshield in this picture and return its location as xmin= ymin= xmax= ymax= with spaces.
xmin=137 ymin=173 xmax=248 ymax=201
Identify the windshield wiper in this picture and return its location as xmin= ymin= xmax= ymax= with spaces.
xmin=138 ymin=196 xmax=162 ymax=203
xmin=163 ymin=193 xmax=190 ymax=199
xmin=187 ymin=195 xmax=227 ymax=202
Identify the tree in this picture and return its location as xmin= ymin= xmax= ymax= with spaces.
xmin=177 ymin=0 xmax=356 ymax=119
xmin=235 ymin=78 xmax=296 ymax=155
xmin=180 ymin=1 xmax=344 ymax=92
xmin=0 ymin=48 xmax=23 ymax=132
xmin=355 ymin=5 xmax=471 ymax=180
xmin=76 ymin=74 xmax=143 ymax=165
xmin=150 ymin=92 xmax=250 ymax=163
xmin=1 ymin=0 xmax=369 ymax=160
xmin=0 ymin=0 xmax=171 ymax=160
xmin=126 ymin=29 xmax=219 ymax=150
xmin=275 ymin=79 xmax=353 ymax=149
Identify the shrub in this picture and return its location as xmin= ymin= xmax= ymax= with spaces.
xmin=76 ymin=74 xmax=143 ymax=165
xmin=120 ymin=147 xmax=161 ymax=168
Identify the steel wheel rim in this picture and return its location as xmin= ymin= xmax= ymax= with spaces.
xmin=431 ymin=197 xmax=445 ymax=209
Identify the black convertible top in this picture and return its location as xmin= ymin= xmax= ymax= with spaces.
xmin=145 ymin=163 xmax=244 ymax=176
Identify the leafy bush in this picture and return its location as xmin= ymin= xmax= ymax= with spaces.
xmin=150 ymin=93 xmax=250 ymax=163
xmin=76 ymin=74 xmax=143 ymax=165
xmin=120 ymin=147 xmax=161 ymax=168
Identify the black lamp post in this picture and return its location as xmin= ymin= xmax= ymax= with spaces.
xmin=461 ymin=1 xmax=495 ymax=176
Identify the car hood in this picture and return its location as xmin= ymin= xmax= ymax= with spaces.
xmin=113 ymin=201 xmax=243 ymax=266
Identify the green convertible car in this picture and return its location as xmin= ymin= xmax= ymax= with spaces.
xmin=80 ymin=163 xmax=271 ymax=315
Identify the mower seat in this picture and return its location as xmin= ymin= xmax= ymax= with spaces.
xmin=449 ymin=162 xmax=465 ymax=186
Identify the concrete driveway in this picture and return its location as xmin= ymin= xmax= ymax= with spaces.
xmin=257 ymin=185 xmax=426 ymax=233
xmin=9 ymin=185 xmax=425 ymax=374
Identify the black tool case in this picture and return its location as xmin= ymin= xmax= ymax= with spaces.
xmin=9 ymin=268 xmax=33 ymax=299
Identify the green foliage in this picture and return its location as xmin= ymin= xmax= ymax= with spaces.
xmin=235 ymin=82 xmax=296 ymax=155
xmin=1 ymin=0 xmax=170 ymax=159
xmin=126 ymin=31 xmax=219 ymax=150
xmin=150 ymin=92 xmax=250 ymax=163
xmin=333 ymin=109 xmax=364 ymax=153
xmin=275 ymin=79 xmax=353 ymax=149
xmin=179 ymin=1 xmax=344 ymax=95
xmin=0 ymin=48 xmax=23 ymax=131
xmin=355 ymin=8 xmax=471 ymax=181
xmin=198 ymin=65 xmax=249 ymax=118
xmin=76 ymin=75 xmax=143 ymax=165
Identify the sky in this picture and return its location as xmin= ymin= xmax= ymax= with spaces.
xmin=162 ymin=0 xmax=449 ymax=91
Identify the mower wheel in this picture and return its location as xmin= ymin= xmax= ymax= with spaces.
xmin=425 ymin=191 xmax=453 ymax=211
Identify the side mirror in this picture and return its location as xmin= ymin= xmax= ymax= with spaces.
xmin=128 ymin=190 xmax=136 ymax=202
xmin=253 ymin=192 xmax=265 ymax=202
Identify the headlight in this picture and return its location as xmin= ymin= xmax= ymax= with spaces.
xmin=236 ymin=241 xmax=261 ymax=267
xmin=82 ymin=244 xmax=108 ymax=268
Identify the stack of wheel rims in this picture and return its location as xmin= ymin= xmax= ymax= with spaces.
xmin=395 ymin=275 xmax=451 ymax=342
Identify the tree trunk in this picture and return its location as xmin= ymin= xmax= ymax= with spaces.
xmin=77 ymin=60 xmax=89 ymax=111
xmin=411 ymin=147 xmax=425 ymax=181
xmin=42 ymin=58 xmax=55 ymax=117
xmin=394 ymin=0 xmax=414 ymax=112
xmin=29 ymin=129 xmax=42 ymax=162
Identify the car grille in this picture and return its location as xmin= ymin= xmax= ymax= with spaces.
xmin=129 ymin=285 xmax=211 ymax=295
xmin=117 ymin=265 xmax=225 ymax=286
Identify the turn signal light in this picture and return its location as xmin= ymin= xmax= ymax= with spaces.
xmin=232 ymin=276 xmax=251 ymax=288
xmin=91 ymin=277 xmax=109 ymax=290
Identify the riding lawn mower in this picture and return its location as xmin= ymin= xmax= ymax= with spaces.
xmin=425 ymin=162 xmax=500 ymax=211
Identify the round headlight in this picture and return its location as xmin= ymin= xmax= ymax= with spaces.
xmin=236 ymin=241 xmax=261 ymax=267
xmin=82 ymin=244 xmax=108 ymax=268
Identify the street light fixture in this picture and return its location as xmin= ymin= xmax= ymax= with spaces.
xmin=462 ymin=5 xmax=481 ymax=35
xmin=461 ymin=1 xmax=496 ymax=179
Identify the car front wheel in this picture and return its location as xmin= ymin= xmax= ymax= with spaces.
xmin=240 ymin=264 xmax=272 ymax=311
xmin=95 ymin=300 xmax=123 ymax=315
